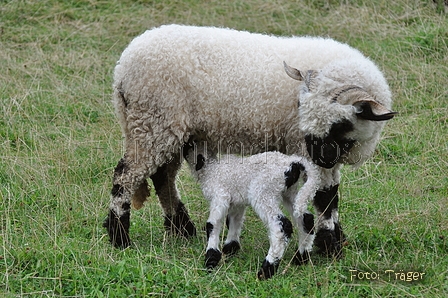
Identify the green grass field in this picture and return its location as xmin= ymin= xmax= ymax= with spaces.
xmin=1 ymin=0 xmax=447 ymax=296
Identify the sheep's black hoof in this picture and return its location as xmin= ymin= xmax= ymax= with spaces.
xmin=314 ymin=224 xmax=346 ymax=259
xmin=334 ymin=222 xmax=347 ymax=245
xmin=163 ymin=202 xmax=197 ymax=238
xmin=205 ymin=248 xmax=222 ymax=270
xmin=103 ymin=210 xmax=131 ymax=249
xmin=315 ymin=228 xmax=339 ymax=257
xmin=257 ymin=259 xmax=279 ymax=280
xmin=293 ymin=250 xmax=311 ymax=265
xmin=222 ymin=241 xmax=241 ymax=256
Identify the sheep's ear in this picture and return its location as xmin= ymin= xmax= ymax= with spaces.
xmin=353 ymin=100 xmax=397 ymax=121
xmin=283 ymin=61 xmax=305 ymax=81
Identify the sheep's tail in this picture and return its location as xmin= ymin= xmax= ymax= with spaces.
xmin=112 ymin=81 xmax=131 ymax=138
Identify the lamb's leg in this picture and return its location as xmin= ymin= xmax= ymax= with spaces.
xmin=281 ymin=187 xmax=314 ymax=264
xmin=283 ymin=182 xmax=315 ymax=265
xmin=151 ymin=154 xmax=196 ymax=238
xmin=222 ymin=206 xmax=245 ymax=256
xmin=313 ymin=184 xmax=346 ymax=258
xmin=293 ymin=212 xmax=315 ymax=264
xmin=205 ymin=199 xmax=230 ymax=269
xmin=254 ymin=208 xmax=293 ymax=280
xmin=103 ymin=157 xmax=149 ymax=248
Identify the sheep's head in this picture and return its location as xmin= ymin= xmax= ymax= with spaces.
xmin=284 ymin=62 xmax=397 ymax=169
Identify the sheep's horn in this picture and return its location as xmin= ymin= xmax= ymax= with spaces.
xmin=330 ymin=86 xmax=397 ymax=121
xmin=330 ymin=85 xmax=367 ymax=103
xmin=283 ymin=61 xmax=304 ymax=81
xmin=353 ymin=99 xmax=397 ymax=121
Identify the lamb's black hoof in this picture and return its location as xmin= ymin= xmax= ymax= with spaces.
xmin=257 ymin=259 xmax=279 ymax=280
xmin=205 ymin=248 xmax=222 ymax=270
xmin=293 ymin=250 xmax=311 ymax=265
xmin=103 ymin=210 xmax=131 ymax=249
xmin=314 ymin=224 xmax=346 ymax=259
xmin=222 ymin=241 xmax=241 ymax=256
xmin=163 ymin=202 xmax=197 ymax=238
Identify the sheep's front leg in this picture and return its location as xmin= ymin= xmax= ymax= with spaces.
xmin=313 ymin=184 xmax=346 ymax=258
xmin=205 ymin=199 xmax=230 ymax=270
xmin=222 ymin=206 xmax=245 ymax=256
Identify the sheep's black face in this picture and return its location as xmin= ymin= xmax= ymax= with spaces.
xmin=305 ymin=120 xmax=355 ymax=169
xmin=283 ymin=63 xmax=397 ymax=167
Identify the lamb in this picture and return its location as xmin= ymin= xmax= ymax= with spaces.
xmin=183 ymin=142 xmax=319 ymax=279
xmin=103 ymin=25 xmax=396 ymax=258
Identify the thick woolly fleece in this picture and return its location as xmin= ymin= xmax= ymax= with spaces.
xmin=106 ymin=25 xmax=395 ymax=257
xmin=113 ymin=25 xmax=393 ymax=165
xmin=184 ymin=146 xmax=320 ymax=279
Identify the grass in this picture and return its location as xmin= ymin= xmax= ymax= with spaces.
xmin=1 ymin=0 xmax=447 ymax=296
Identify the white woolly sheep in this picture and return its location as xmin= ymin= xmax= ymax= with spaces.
xmin=103 ymin=25 xmax=396 ymax=258
xmin=183 ymin=142 xmax=319 ymax=279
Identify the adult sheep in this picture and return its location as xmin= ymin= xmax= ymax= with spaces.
xmin=103 ymin=24 xmax=396 ymax=257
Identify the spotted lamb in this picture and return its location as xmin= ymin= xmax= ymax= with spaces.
xmin=183 ymin=142 xmax=320 ymax=279
xmin=104 ymin=25 xmax=396 ymax=259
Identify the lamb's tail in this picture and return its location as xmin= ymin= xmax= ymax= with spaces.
xmin=293 ymin=157 xmax=320 ymax=217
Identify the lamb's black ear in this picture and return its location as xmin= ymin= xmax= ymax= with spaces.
xmin=182 ymin=142 xmax=194 ymax=159
xmin=284 ymin=162 xmax=305 ymax=188
xmin=353 ymin=100 xmax=397 ymax=121
xmin=196 ymin=154 xmax=205 ymax=171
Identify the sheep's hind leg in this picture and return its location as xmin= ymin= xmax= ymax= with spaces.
xmin=255 ymin=212 xmax=293 ymax=280
xmin=150 ymin=154 xmax=196 ymax=238
xmin=280 ymin=192 xmax=314 ymax=264
xmin=103 ymin=157 xmax=149 ymax=248
xmin=293 ymin=212 xmax=315 ymax=264
xmin=313 ymin=184 xmax=346 ymax=258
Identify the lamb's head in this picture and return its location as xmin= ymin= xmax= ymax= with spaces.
xmin=182 ymin=141 xmax=209 ymax=172
xmin=284 ymin=62 xmax=397 ymax=169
